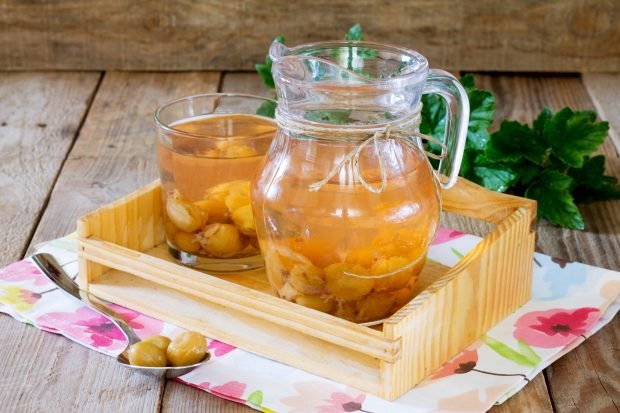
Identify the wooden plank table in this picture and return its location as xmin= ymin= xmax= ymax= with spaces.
xmin=0 ymin=71 xmax=618 ymax=412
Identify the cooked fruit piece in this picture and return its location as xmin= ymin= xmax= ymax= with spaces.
xmin=295 ymin=294 xmax=335 ymax=313
xmin=371 ymin=256 xmax=414 ymax=292
xmin=345 ymin=246 xmax=380 ymax=268
xmin=324 ymin=263 xmax=374 ymax=301
xmin=225 ymin=193 xmax=251 ymax=214
xmin=173 ymin=231 xmax=202 ymax=253
xmin=278 ymin=282 xmax=300 ymax=301
xmin=356 ymin=292 xmax=397 ymax=322
xmin=289 ymin=262 xmax=325 ymax=294
xmin=334 ymin=300 xmax=358 ymax=321
xmin=373 ymin=229 xmax=426 ymax=259
xmin=231 ymin=204 xmax=256 ymax=236
xmin=288 ymin=238 xmax=340 ymax=268
xmin=199 ymin=223 xmax=243 ymax=257
xmin=127 ymin=341 xmax=167 ymax=367
xmin=166 ymin=197 xmax=205 ymax=233
xmin=164 ymin=221 xmax=179 ymax=237
xmin=390 ymin=285 xmax=415 ymax=309
xmin=194 ymin=198 xmax=229 ymax=223
xmin=227 ymin=180 xmax=251 ymax=196
xmin=166 ymin=331 xmax=207 ymax=367
xmin=142 ymin=335 xmax=172 ymax=352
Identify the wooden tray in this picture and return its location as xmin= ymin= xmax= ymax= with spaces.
xmin=77 ymin=178 xmax=536 ymax=400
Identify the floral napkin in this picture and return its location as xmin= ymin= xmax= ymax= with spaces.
xmin=1 ymin=230 xmax=618 ymax=413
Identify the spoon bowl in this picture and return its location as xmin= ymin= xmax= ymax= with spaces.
xmin=32 ymin=253 xmax=210 ymax=378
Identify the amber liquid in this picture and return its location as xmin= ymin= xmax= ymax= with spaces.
xmin=157 ymin=114 xmax=276 ymax=260
xmin=252 ymin=133 xmax=440 ymax=323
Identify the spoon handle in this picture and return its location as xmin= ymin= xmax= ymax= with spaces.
xmin=32 ymin=253 xmax=142 ymax=345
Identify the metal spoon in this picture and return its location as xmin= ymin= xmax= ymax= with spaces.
xmin=32 ymin=253 xmax=210 ymax=378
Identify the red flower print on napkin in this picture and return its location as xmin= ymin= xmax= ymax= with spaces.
xmin=514 ymin=307 xmax=600 ymax=348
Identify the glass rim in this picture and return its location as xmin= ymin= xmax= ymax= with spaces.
xmin=270 ymin=40 xmax=429 ymax=86
xmin=154 ymin=93 xmax=277 ymax=141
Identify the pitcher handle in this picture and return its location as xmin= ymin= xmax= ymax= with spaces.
xmin=423 ymin=69 xmax=470 ymax=189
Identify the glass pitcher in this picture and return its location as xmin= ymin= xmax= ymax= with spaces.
xmin=251 ymin=40 xmax=469 ymax=324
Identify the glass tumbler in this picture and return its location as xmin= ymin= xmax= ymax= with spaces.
xmin=154 ymin=94 xmax=277 ymax=272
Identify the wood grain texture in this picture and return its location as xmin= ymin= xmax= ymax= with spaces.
xmin=0 ymin=72 xmax=100 ymax=266
xmin=546 ymin=317 xmax=620 ymax=413
xmin=493 ymin=375 xmax=554 ymax=413
xmin=162 ymin=381 xmax=253 ymax=413
xmin=474 ymin=73 xmax=620 ymax=413
xmin=0 ymin=72 xmax=221 ymax=413
xmin=1 ymin=0 xmax=619 ymax=72
xmin=583 ymin=73 xmax=620 ymax=151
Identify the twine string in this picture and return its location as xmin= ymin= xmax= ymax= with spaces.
xmin=275 ymin=103 xmax=447 ymax=194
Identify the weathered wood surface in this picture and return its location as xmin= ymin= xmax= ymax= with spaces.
xmin=0 ymin=72 xmax=100 ymax=266
xmin=493 ymin=375 xmax=554 ymax=413
xmin=0 ymin=72 xmax=221 ymax=412
xmin=1 ymin=0 xmax=619 ymax=72
xmin=476 ymin=73 xmax=620 ymax=413
xmin=583 ymin=74 xmax=620 ymax=150
xmin=0 ymin=71 xmax=618 ymax=412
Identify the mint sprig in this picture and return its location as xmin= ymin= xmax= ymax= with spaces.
xmin=256 ymin=26 xmax=620 ymax=230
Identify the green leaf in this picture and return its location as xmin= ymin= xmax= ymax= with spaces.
xmin=533 ymin=107 xmax=552 ymax=137
xmin=305 ymin=109 xmax=352 ymax=124
xmin=517 ymin=340 xmax=542 ymax=365
xmin=255 ymin=100 xmax=277 ymax=119
xmin=472 ymin=164 xmax=520 ymax=193
xmin=569 ymin=155 xmax=620 ymax=203
xmin=459 ymin=148 xmax=476 ymax=180
xmin=466 ymin=88 xmax=495 ymax=150
xmin=525 ymin=169 xmax=584 ymax=230
xmin=460 ymin=73 xmax=476 ymax=91
xmin=420 ymin=93 xmax=446 ymax=142
xmin=345 ymin=24 xmax=364 ymax=40
xmin=513 ymin=162 xmax=542 ymax=186
xmin=543 ymin=108 xmax=609 ymax=168
xmin=486 ymin=121 xmax=548 ymax=165
xmin=459 ymin=74 xmax=495 ymax=151
xmin=247 ymin=390 xmax=264 ymax=406
xmin=481 ymin=335 xmax=538 ymax=368
xmin=255 ymin=36 xmax=285 ymax=90
xmin=451 ymin=247 xmax=464 ymax=259
xmin=421 ymin=75 xmax=495 ymax=153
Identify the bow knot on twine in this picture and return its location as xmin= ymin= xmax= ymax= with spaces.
xmin=275 ymin=103 xmax=446 ymax=194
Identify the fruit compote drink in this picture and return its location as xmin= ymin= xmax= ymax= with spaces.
xmin=155 ymin=94 xmax=277 ymax=272
xmin=253 ymin=134 xmax=440 ymax=323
